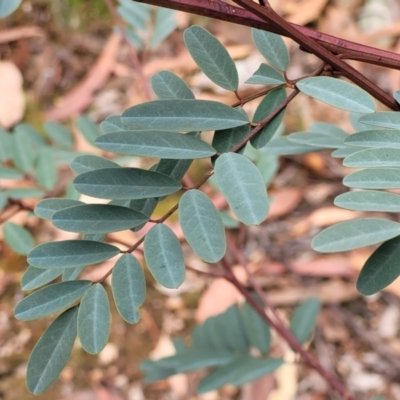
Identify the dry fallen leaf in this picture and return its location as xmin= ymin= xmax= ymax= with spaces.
xmin=0 ymin=61 xmax=25 ymax=129
xmin=268 ymin=187 xmax=303 ymax=220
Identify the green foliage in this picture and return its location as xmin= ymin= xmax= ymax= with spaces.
xmin=0 ymin=0 xmax=22 ymax=18
xmin=289 ymin=298 xmax=321 ymax=344
xmin=3 ymin=222 xmax=35 ymax=255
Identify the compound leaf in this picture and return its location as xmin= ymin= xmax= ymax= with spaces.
xmin=343 ymin=168 xmax=400 ymax=189
xmin=112 ymin=254 xmax=145 ymax=323
xmin=335 ymin=190 xmax=400 ymax=212
xmin=35 ymin=198 xmax=83 ymax=220
xmin=290 ymin=298 xmax=321 ymax=344
xmin=77 ymin=284 xmax=110 ymax=354
xmin=359 ymin=112 xmax=400 ymax=129
xmin=357 ymin=236 xmax=400 ymax=295
xmin=122 ymin=100 xmax=248 ymax=132
xmin=184 ymin=25 xmax=238 ymax=91
xmin=252 ymin=29 xmax=289 ymax=71
xmin=44 ymin=121 xmax=73 ymax=149
xmin=52 ymin=204 xmax=148 ymax=233
xmin=151 ymin=70 xmax=194 ymax=100
xmin=73 ymin=167 xmax=182 ymax=200
xmin=344 ymin=130 xmax=400 ymax=148
xmin=95 ymin=130 xmax=216 ymax=159
xmin=144 ymin=224 xmax=185 ymax=289
xmin=26 ymin=307 xmax=78 ymax=395
xmin=215 ymin=153 xmax=269 ymax=225
xmin=21 ymin=266 xmax=63 ymax=291
xmin=70 ymin=155 xmax=121 ymax=174
xmin=3 ymin=222 xmax=34 ymax=255
xmin=179 ymin=190 xmax=226 ymax=263
xmin=245 ymin=63 xmax=286 ymax=85
xmin=297 ymin=77 xmax=376 ymax=113
xmin=312 ymin=218 xmax=400 ymax=253
xmin=28 ymin=240 xmax=120 ymax=269
xmin=15 ymin=280 xmax=91 ymax=321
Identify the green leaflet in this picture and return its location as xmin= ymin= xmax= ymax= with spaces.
xmin=251 ymin=87 xmax=287 ymax=148
xmin=359 ymin=112 xmax=400 ymax=129
xmin=288 ymin=132 xmax=345 ymax=149
xmin=223 ymin=305 xmax=249 ymax=353
xmin=21 ymin=266 xmax=62 ymax=291
xmin=252 ymin=29 xmax=289 ymax=71
xmin=26 ymin=307 xmax=78 ymax=395
xmin=128 ymin=197 xmax=158 ymax=231
xmin=343 ymin=168 xmax=400 ymax=189
xmin=310 ymin=122 xmax=348 ymax=139
xmin=241 ymin=301 xmax=271 ymax=354
xmin=76 ymin=115 xmax=101 ymax=145
xmin=73 ymin=167 xmax=182 ymax=200
xmin=311 ymin=218 xmax=400 ymax=253
xmin=184 ymin=25 xmax=238 ymax=91
xmin=289 ymin=298 xmax=321 ymax=344
xmin=297 ymin=77 xmax=376 ymax=113
xmin=335 ymin=190 xmax=400 ymax=212
xmin=95 ymin=130 xmax=216 ymax=159
xmin=3 ymin=222 xmax=34 ymax=255
xmin=28 ymin=240 xmax=120 ymax=269
xmin=245 ymin=63 xmax=286 ymax=85
xmin=144 ymin=224 xmax=185 ymax=289
xmin=149 ymin=7 xmax=178 ymax=49
xmin=44 ymin=121 xmax=73 ymax=149
xmin=0 ymin=165 xmax=23 ymax=179
xmin=5 ymin=188 xmax=45 ymax=199
xmin=62 ymin=266 xmax=86 ymax=281
xmin=15 ymin=280 xmax=91 ymax=321
xmin=117 ymin=0 xmax=150 ymax=31
xmin=212 ymin=125 xmax=250 ymax=155
xmin=34 ymin=198 xmax=83 ymax=220
xmin=179 ymin=190 xmax=226 ymax=263
xmin=52 ymin=204 xmax=149 ymax=233
xmin=121 ymin=100 xmax=248 ymax=132
xmin=151 ymin=70 xmax=195 ymax=100
xmin=14 ymin=123 xmax=47 ymax=148
xmin=262 ymin=137 xmax=326 ymax=155
xmin=70 ymin=155 xmax=121 ymax=174
xmin=343 ymin=148 xmax=400 ymax=168
xmin=357 ymin=236 xmax=400 ymax=295
xmin=331 ymin=146 xmax=366 ymax=158
xmin=198 ymin=356 xmax=284 ymax=394
xmin=112 ymin=254 xmax=145 ymax=323
xmin=100 ymin=115 xmax=126 ymax=133
xmin=219 ymin=211 xmax=240 ymax=229
xmin=34 ymin=148 xmax=57 ymax=190
xmin=215 ymin=153 xmax=269 ymax=225
xmin=344 ymin=130 xmax=400 ymax=148
xmin=155 ymin=157 xmax=193 ymax=182
xmin=77 ymin=284 xmax=110 ymax=354
xmin=256 ymin=153 xmax=279 ymax=186
xmin=0 ymin=0 xmax=22 ymax=18
xmin=0 ymin=129 xmax=12 ymax=161
xmin=12 ymin=128 xmax=35 ymax=172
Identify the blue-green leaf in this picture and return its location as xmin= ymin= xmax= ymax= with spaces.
xmin=245 ymin=63 xmax=286 ymax=85
xmin=252 ymin=29 xmax=289 ymax=71
xmin=28 ymin=240 xmax=120 ymax=269
xmin=331 ymin=146 xmax=366 ymax=158
xmin=215 ymin=153 xmax=269 ymax=225
xmin=52 ymin=204 xmax=148 ymax=233
xmin=128 ymin=197 xmax=158 ymax=231
xmin=357 ymin=236 xmax=400 ymax=295
xmin=184 ymin=26 xmax=238 ymax=91
xmin=251 ymin=87 xmax=286 ymax=148
xmin=117 ymin=0 xmax=150 ymax=30
xmin=44 ymin=121 xmax=73 ymax=149
xmin=287 ymin=132 xmax=345 ymax=148
xmin=219 ymin=211 xmax=239 ymax=229
xmin=112 ymin=254 xmax=145 ymax=323
xmin=359 ymin=112 xmax=400 ymax=129
xmin=21 ymin=266 xmax=62 ymax=291
xmin=70 ymin=155 xmax=120 ymax=174
xmin=100 ymin=115 xmax=126 ymax=133
xmin=62 ymin=266 xmax=86 ymax=281
xmin=95 ymin=130 xmax=216 ymax=159
xmin=12 ymin=128 xmax=35 ymax=172
xmin=144 ymin=224 xmax=185 ymax=288
xmin=122 ymin=99 xmax=248 ymax=132
xmin=0 ymin=166 xmax=23 ymax=179
xmin=0 ymin=0 xmax=22 ymax=18
xmin=335 ymin=190 xmax=400 ymax=212
xmin=5 ymin=188 xmax=45 ymax=199
xmin=343 ymin=148 xmax=400 ymax=168
xmin=290 ymin=298 xmax=321 ymax=344
xmin=262 ymin=137 xmax=326 ymax=155
xmin=155 ymin=158 xmax=193 ymax=182
xmin=344 ymin=130 xmax=400 ymax=148
xmin=34 ymin=148 xmax=57 ymax=190
xmin=222 ymin=305 xmax=249 ymax=353
xmin=15 ymin=280 xmax=91 ymax=320
xmin=212 ymin=125 xmax=250 ymax=155
xmin=26 ymin=307 xmax=78 ymax=395
xmin=73 ymin=167 xmax=182 ymax=200
xmin=344 ymin=168 xmax=400 ymax=189
xmin=151 ymin=70 xmax=194 ymax=100
xmin=14 ymin=123 xmax=47 ymax=148
xmin=179 ymin=190 xmax=226 ymax=263
xmin=0 ymin=129 xmax=12 ymax=161
xmin=241 ymin=301 xmax=271 ymax=354
xmin=149 ymin=7 xmax=178 ymax=49
xmin=35 ymin=198 xmax=83 ymax=220
xmin=256 ymin=153 xmax=279 ymax=186
xmin=310 ymin=122 xmax=348 ymax=139
xmin=3 ymin=222 xmax=34 ymax=255
xmin=297 ymin=77 xmax=376 ymax=113
xmin=312 ymin=218 xmax=400 ymax=253
xmin=77 ymin=283 xmax=110 ymax=354
xmin=76 ymin=116 xmax=101 ymax=145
